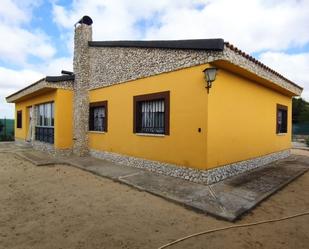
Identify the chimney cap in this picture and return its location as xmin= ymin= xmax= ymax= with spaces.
xmin=75 ymin=15 xmax=93 ymax=27
xmin=61 ymin=70 xmax=74 ymax=76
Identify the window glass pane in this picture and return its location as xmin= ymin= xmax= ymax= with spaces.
xmin=277 ymin=107 xmax=287 ymax=133
xmin=139 ymin=99 xmax=164 ymax=134
xmin=36 ymin=106 xmax=40 ymax=126
xmin=51 ymin=103 xmax=54 ymax=127
xmin=36 ymin=103 xmax=54 ymax=127
xmin=92 ymin=106 xmax=105 ymax=131
xmin=45 ymin=103 xmax=51 ymax=126
xmin=39 ymin=105 xmax=44 ymax=126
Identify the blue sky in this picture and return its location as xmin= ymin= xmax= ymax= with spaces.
xmin=1 ymin=0 xmax=309 ymax=118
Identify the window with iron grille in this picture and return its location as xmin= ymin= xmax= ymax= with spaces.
xmin=17 ymin=110 xmax=22 ymax=128
xmin=35 ymin=102 xmax=54 ymax=144
xmin=89 ymin=101 xmax=108 ymax=132
xmin=133 ymin=91 xmax=170 ymax=135
xmin=276 ymin=104 xmax=288 ymax=134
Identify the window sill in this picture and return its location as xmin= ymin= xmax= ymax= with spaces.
xmin=88 ymin=131 xmax=106 ymax=134
xmin=135 ymin=133 xmax=165 ymax=137
xmin=277 ymin=133 xmax=287 ymax=136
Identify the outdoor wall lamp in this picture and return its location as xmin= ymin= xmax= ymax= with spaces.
xmin=203 ymin=67 xmax=217 ymax=93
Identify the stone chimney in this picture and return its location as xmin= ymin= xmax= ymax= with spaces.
xmin=73 ymin=16 xmax=93 ymax=156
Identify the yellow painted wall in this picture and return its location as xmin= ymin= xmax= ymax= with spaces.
xmin=15 ymin=90 xmax=56 ymax=140
xmin=89 ymin=63 xmax=292 ymax=170
xmin=14 ymin=89 xmax=73 ymax=149
xmin=54 ymin=89 xmax=73 ymax=149
xmin=206 ymin=68 xmax=292 ymax=169
xmin=89 ymin=64 xmax=209 ymax=169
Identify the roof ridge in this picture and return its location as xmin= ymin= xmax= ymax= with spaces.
xmin=88 ymin=39 xmax=225 ymax=51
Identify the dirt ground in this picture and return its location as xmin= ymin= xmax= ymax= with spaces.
xmin=0 ymin=151 xmax=308 ymax=249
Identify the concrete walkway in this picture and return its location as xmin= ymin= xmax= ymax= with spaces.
xmin=2 ymin=142 xmax=309 ymax=221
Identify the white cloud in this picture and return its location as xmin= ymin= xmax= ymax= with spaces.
xmin=37 ymin=57 xmax=73 ymax=76
xmin=52 ymin=0 xmax=309 ymax=53
xmin=0 ymin=67 xmax=44 ymax=118
xmin=259 ymin=52 xmax=309 ymax=101
xmin=0 ymin=24 xmax=56 ymax=64
xmin=0 ymin=0 xmax=56 ymax=65
xmin=1 ymin=0 xmax=309 ymax=118
xmin=0 ymin=56 xmax=72 ymax=118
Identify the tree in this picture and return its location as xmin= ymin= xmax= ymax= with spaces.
xmin=292 ymin=97 xmax=309 ymax=123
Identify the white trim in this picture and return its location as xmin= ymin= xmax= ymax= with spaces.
xmin=88 ymin=131 xmax=106 ymax=134
xmin=135 ymin=133 xmax=165 ymax=137
xmin=277 ymin=133 xmax=287 ymax=136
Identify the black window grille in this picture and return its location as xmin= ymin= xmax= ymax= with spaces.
xmin=35 ymin=127 xmax=54 ymax=144
xmin=277 ymin=104 xmax=288 ymax=134
xmin=137 ymin=99 xmax=165 ymax=134
xmin=17 ymin=111 xmax=22 ymax=128
xmin=133 ymin=91 xmax=170 ymax=135
xmin=89 ymin=101 xmax=108 ymax=132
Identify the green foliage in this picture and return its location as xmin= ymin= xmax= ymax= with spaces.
xmin=292 ymin=97 xmax=309 ymax=123
xmin=306 ymin=137 xmax=309 ymax=147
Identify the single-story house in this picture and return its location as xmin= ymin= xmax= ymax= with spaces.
xmin=6 ymin=16 xmax=303 ymax=184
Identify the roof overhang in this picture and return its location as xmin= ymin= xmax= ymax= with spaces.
xmin=212 ymin=60 xmax=301 ymax=96
xmin=214 ymin=44 xmax=303 ymax=96
xmin=6 ymin=76 xmax=74 ymax=103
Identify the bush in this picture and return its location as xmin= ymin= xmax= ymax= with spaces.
xmin=306 ymin=138 xmax=309 ymax=147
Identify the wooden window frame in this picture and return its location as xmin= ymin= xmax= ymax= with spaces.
xmin=276 ymin=104 xmax=288 ymax=134
xmin=133 ymin=91 xmax=170 ymax=135
xmin=89 ymin=101 xmax=108 ymax=132
xmin=17 ymin=110 xmax=22 ymax=128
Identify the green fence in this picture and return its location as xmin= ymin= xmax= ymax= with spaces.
xmin=0 ymin=119 xmax=15 ymax=141
xmin=292 ymin=122 xmax=309 ymax=135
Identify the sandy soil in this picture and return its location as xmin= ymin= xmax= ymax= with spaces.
xmin=292 ymin=148 xmax=309 ymax=157
xmin=0 ymin=152 xmax=309 ymax=249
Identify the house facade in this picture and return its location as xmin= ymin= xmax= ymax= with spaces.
xmin=6 ymin=16 xmax=303 ymax=184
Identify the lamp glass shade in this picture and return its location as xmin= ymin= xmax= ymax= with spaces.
xmin=204 ymin=67 xmax=217 ymax=82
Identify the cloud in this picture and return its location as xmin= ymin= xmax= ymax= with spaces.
xmin=0 ymin=56 xmax=72 ymax=118
xmin=37 ymin=57 xmax=73 ymax=75
xmin=0 ymin=0 xmax=56 ymax=65
xmin=1 ymin=0 xmax=309 ymax=118
xmin=0 ymin=24 xmax=56 ymax=64
xmin=0 ymin=67 xmax=44 ymax=118
xmin=52 ymin=0 xmax=309 ymax=53
xmin=259 ymin=51 xmax=309 ymax=100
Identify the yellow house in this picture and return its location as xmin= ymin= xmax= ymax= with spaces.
xmin=6 ymin=16 xmax=303 ymax=184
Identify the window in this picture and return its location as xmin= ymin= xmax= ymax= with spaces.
xmin=89 ymin=101 xmax=108 ymax=132
xmin=133 ymin=91 xmax=170 ymax=135
xmin=17 ymin=110 xmax=22 ymax=128
xmin=35 ymin=102 xmax=54 ymax=144
xmin=277 ymin=104 xmax=288 ymax=134
xmin=36 ymin=102 xmax=54 ymax=127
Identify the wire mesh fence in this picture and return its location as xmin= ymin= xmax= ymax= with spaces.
xmin=0 ymin=118 xmax=15 ymax=141
xmin=292 ymin=123 xmax=309 ymax=135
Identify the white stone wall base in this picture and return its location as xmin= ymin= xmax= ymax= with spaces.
xmin=32 ymin=141 xmax=73 ymax=157
xmin=90 ymin=149 xmax=291 ymax=185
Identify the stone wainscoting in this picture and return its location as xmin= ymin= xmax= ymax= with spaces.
xmin=90 ymin=149 xmax=290 ymax=185
xmin=31 ymin=141 xmax=72 ymax=157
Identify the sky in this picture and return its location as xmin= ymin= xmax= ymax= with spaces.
xmin=0 ymin=0 xmax=309 ymax=118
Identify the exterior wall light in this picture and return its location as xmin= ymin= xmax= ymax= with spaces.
xmin=203 ymin=67 xmax=217 ymax=93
